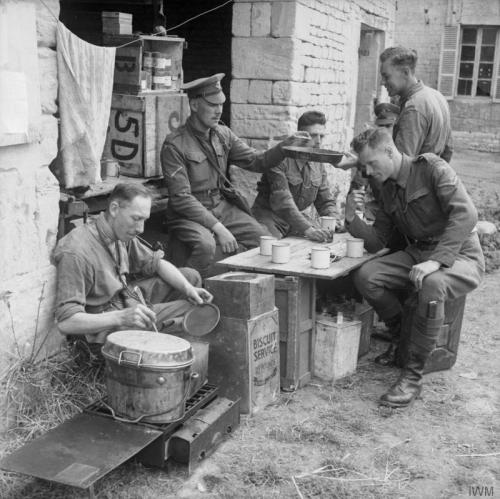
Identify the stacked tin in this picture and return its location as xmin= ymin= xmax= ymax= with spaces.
xmin=152 ymin=52 xmax=172 ymax=90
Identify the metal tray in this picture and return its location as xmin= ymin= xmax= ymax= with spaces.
xmin=282 ymin=146 xmax=344 ymax=164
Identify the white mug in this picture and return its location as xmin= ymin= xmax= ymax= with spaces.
xmin=311 ymin=246 xmax=330 ymax=269
xmin=320 ymin=216 xmax=336 ymax=232
xmin=271 ymin=242 xmax=291 ymax=264
xmin=260 ymin=236 xmax=277 ymax=256
xmin=346 ymin=238 xmax=364 ymax=258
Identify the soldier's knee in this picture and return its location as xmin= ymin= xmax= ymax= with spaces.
xmin=353 ymin=262 xmax=375 ymax=293
xmin=421 ymin=272 xmax=447 ymax=301
xmin=179 ymin=267 xmax=202 ymax=287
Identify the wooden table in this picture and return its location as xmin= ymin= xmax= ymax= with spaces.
xmin=217 ymin=233 xmax=387 ymax=280
xmin=217 ymin=233 xmax=387 ymax=389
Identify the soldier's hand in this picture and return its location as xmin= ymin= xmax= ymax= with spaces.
xmin=345 ymin=191 xmax=362 ymax=223
xmin=185 ymin=286 xmax=213 ymax=305
xmin=337 ymin=151 xmax=359 ymax=170
xmin=304 ymin=227 xmax=332 ymax=242
xmin=213 ymin=223 xmax=238 ymax=253
xmin=409 ymin=260 xmax=441 ymax=291
xmin=120 ymin=304 xmax=157 ymax=330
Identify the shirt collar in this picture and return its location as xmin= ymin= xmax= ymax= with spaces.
xmin=400 ymin=80 xmax=423 ymax=104
xmin=394 ymin=154 xmax=412 ymax=188
xmin=187 ymin=116 xmax=211 ymax=139
xmin=96 ymin=212 xmax=118 ymax=245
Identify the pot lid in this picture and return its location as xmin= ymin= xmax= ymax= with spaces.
xmin=102 ymin=331 xmax=193 ymax=368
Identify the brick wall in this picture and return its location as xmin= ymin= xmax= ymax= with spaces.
xmin=231 ymin=0 xmax=396 ymax=205
xmin=0 ymin=0 xmax=60 ymax=383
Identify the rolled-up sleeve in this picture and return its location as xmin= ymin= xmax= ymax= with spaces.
xmin=55 ymin=252 xmax=92 ymax=322
xmin=128 ymin=239 xmax=165 ymax=277
xmin=161 ymin=142 xmax=219 ymax=228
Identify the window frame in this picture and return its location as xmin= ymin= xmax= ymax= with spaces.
xmin=456 ymin=25 xmax=500 ymax=100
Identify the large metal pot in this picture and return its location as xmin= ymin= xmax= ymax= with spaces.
xmin=102 ymin=331 xmax=196 ymax=423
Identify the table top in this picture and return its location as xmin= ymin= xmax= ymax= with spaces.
xmin=217 ymin=233 xmax=388 ymax=280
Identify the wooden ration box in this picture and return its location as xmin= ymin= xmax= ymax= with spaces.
xmin=104 ymin=92 xmax=190 ymax=178
xmin=206 ymin=308 xmax=280 ymax=415
xmin=204 ymin=272 xmax=275 ymax=319
xmin=275 ymin=276 xmax=316 ymax=391
xmin=314 ymin=315 xmax=361 ymax=381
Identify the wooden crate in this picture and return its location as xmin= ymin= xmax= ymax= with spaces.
xmin=103 ymin=34 xmax=184 ymax=95
xmin=275 ymin=276 xmax=316 ymax=391
xmin=204 ymin=272 xmax=275 ymax=320
xmin=206 ymin=308 xmax=280 ymax=415
xmin=104 ymin=92 xmax=190 ymax=178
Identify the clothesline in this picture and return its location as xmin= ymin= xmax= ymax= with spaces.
xmin=39 ymin=0 xmax=233 ymax=50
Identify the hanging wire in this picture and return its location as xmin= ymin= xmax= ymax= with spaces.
xmin=39 ymin=0 xmax=234 ymax=49
xmin=165 ymin=0 xmax=233 ymax=33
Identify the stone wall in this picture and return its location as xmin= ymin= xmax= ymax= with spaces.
xmin=0 ymin=0 xmax=60 ymax=372
xmin=395 ymin=0 xmax=500 ymax=152
xmin=230 ymin=0 xmax=396 ymax=207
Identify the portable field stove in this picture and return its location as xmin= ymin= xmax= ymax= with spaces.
xmin=0 ymin=384 xmax=240 ymax=498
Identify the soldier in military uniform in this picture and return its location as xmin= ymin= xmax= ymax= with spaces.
xmin=344 ymin=127 xmax=484 ymax=408
xmin=251 ymin=110 xmax=338 ymax=242
xmin=161 ymin=73 xmax=310 ymax=277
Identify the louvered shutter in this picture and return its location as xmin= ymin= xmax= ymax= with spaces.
xmin=438 ymin=25 xmax=459 ymax=100
xmin=493 ymin=29 xmax=500 ymax=102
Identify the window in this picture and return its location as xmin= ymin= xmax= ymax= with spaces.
xmin=457 ymin=26 xmax=499 ymax=97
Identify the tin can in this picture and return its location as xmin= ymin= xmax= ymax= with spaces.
xmin=152 ymin=51 xmax=167 ymax=69
xmin=143 ymin=51 xmax=153 ymax=70
xmin=152 ymin=67 xmax=167 ymax=90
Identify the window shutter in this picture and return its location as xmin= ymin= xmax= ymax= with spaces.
xmin=493 ymin=30 xmax=500 ymax=102
xmin=438 ymin=25 xmax=459 ymax=100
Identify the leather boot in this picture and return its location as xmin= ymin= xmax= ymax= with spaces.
xmin=374 ymin=315 xmax=401 ymax=367
xmin=379 ymin=351 xmax=426 ymax=407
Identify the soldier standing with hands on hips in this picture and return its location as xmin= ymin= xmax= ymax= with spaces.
xmin=344 ymin=127 xmax=484 ymax=408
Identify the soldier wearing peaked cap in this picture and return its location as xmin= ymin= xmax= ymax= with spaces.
xmin=374 ymin=102 xmax=400 ymax=128
xmin=161 ymin=73 xmax=310 ymax=277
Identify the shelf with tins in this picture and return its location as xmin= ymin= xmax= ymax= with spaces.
xmin=103 ymin=34 xmax=185 ymax=95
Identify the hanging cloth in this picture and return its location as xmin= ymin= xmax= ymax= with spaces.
xmin=55 ymin=22 xmax=116 ymax=188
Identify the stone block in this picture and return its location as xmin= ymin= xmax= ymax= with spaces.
xmin=248 ymin=80 xmax=273 ymax=104
xmin=37 ymin=114 xmax=59 ymax=166
xmin=36 ymin=0 xmax=60 ymax=48
xmin=251 ymin=2 xmax=271 ymax=37
xmin=233 ymin=38 xmax=301 ymax=80
xmin=232 ymin=103 xmax=296 ymax=122
xmin=232 ymin=2 xmax=252 ymax=37
xmin=272 ymin=81 xmax=310 ymax=106
xmin=38 ymin=47 xmax=58 ymax=115
xmin=271 ymin=2 xmax=296 ymax=37
xmin=0 ymin=266 xmax=59 ymax=363
xmin=231 ymin=118 xmax=294 ymax=140
xmin=231 ymin=79 xmax=250 ymax=103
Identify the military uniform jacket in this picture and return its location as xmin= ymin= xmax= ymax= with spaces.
xmin=161 ymin=117 xmax=284 ymax=229
xmin=347 ymin=154 xmax=478 ymax=268
xmin=253 ymin=157 xmax=337 ymax=234
xmin=394 ymin=81 xmax=453 ymax=160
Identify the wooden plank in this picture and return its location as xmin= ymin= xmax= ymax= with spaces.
xmin=218 ymin=234 xmax=388 ymax=281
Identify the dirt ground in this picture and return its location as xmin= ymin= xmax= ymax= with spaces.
xmin=1 ymin=149 xmax=499 ymax=499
